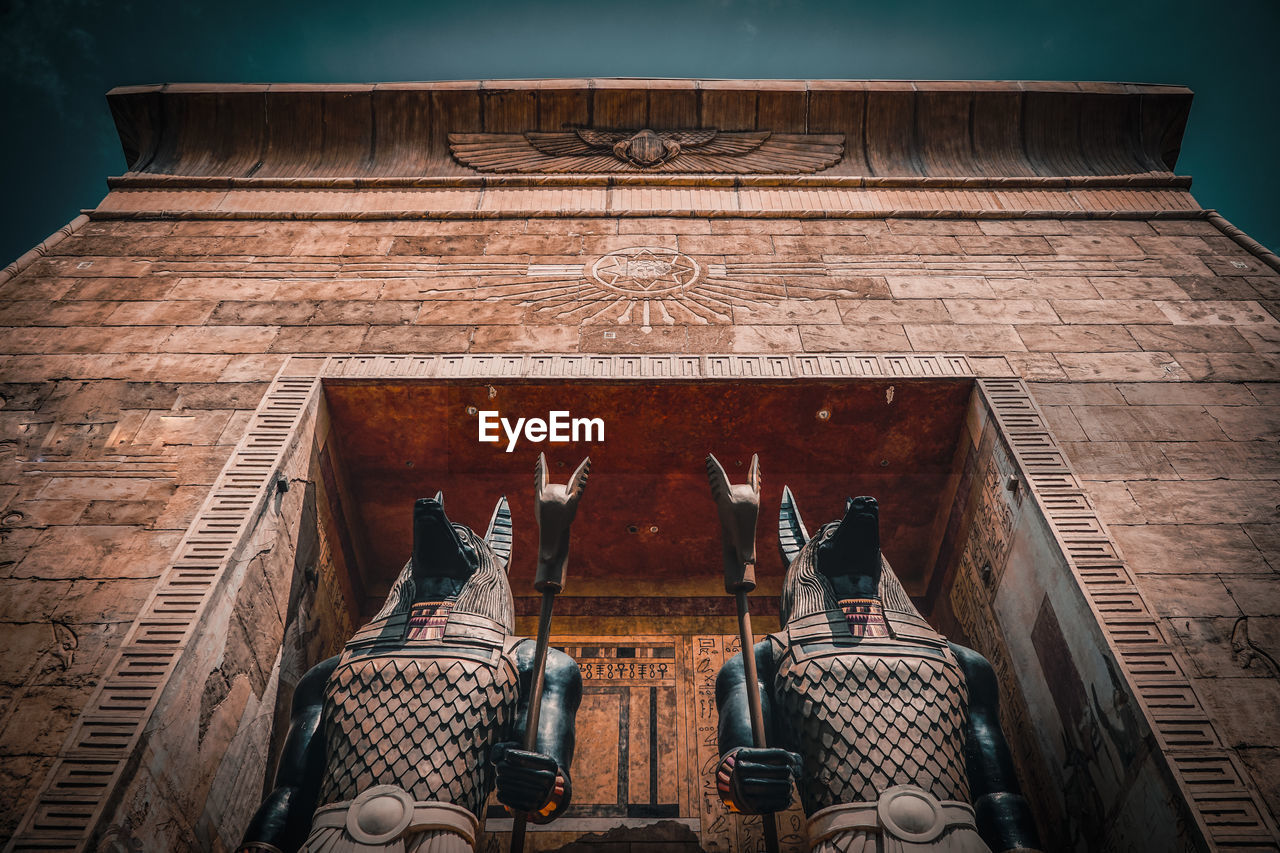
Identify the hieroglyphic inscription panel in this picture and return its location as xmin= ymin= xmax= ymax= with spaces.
xmin=478 ymin=634 xmax=804 ymax=852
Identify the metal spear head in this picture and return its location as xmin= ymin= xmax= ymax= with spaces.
xmin=534 ymin=453 xmax=591 ymax=592
xmin=705 ymin=453 xmax=761 ymax=593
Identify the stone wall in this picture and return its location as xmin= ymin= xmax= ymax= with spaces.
xmin=2 ymin=205 xmax=1278 ymax=849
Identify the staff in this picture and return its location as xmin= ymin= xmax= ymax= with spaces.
xmin=511 ymin=453 xmax=591 ymax=853
xmin=705 ymin=453 xmax=780 ymax=853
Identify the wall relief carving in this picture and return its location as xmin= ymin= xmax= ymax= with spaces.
xmin=448 ymin=129 xmax=844 ymax=173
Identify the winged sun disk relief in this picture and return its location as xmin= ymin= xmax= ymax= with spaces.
xmin=448 ymin=128 xmax=845 ymax=174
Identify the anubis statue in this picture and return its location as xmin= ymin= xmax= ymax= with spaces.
xmin=237 ymin=493 xmax=582 ymax=853
xmin=715 ymin=493 xmax=1042 ymax=853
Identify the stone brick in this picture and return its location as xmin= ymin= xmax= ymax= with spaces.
xmin=1046 ymin=235 xmax=1143 ymax=256
xmin=1017 ymin=325 xmax=1138 ymax=352
xmin=132 ymin=410 xmax=233 ymax=448
xmin=417 ymin=301 xmax=527 ymax=325
xmin=10 ymin=525 xmax=177 ymax=580
xmin=1237 ymin=748 xmax=1280 ymax=824
xmin=1059 ymin=441 xmax=1178 ymax=480
xmin=1026 ymin=382 xmax=1125 ymax=406
xmin=218 ymin=354 xmax=288 ymax=382
xmin=1115 ymin=524 xmax=1271 ymax=574
xmin=886 ymin=277 xmax=994 ymax=299
xmin=161 ymin=326 xmax=279 ymax=354
xmin=1082 ymin=481 xmax=1147 ymax=523
xmin=208 ymin=300 xmax=317 ymax=326
xmin=1139 ymin=575 xmax=1240 ymax=618
xmin=1160 ymin=442 xmax=1280 ymax=481
xmin=484 ymin=234 xmax=584 ymax=255
xmin=1173 ymin=352 xmax=1280 ymax=381
xmin=1055 ymin=352 xmax=1187 ymax=381
xmin=1040 ymin=406 xmax=1087 ymax=441
xmin=1195 ymin=675 xmax=1280 ymax=746
xmin=579 ymin=326 xmax=687 ymax=354
xmin=685 ymin=325 xmax=801 ymax=353
xmin=581 ymin=235 xmax=678 ymax=255
xmin=389 ymin=235 xmax=487 ymax=256
xmin=104 ymin=300 xmax=216 ymax=326
xmin=0 ymin=301 xmax=119 ymax=327
xmin=1087 ymin=277 xmax=1190 ymax=300
xmin=977 ymin=220 xmax=1067 ymax=236
xmin=771 ymin=235 xmax=869 ymax=256
xmin=1003 ymin=353 xmax=1065 ymax=380
xmin=677 ymin=235 xmax=773 ymax=255
xmin=165 ymin=278 xmax=280 ymax=301
xmin=173 ymin=383 xmax=268 ymax=410
xmin=1128 ymin=324 xmax=1254 ymax=353
xmin=1126 ymin=481 xmax=1280 ymax=525
xmin=731 ymin=301 xmax=841 ymax=324
xmin=1050 ymin=300 xmax=1171 ymax=325
xmin=956 ymin=236 xmax=1052 ymax=255
xmin=268 ymin=326 xmax=367 ymax=353
xmin=984 ymin=277 xmax=1099 ymax=299
xmin=1246 ymin=383 xmax=1280 ymax=404
xmin=1115 ymin=382 xmax=1257 ymax=406
xmin=942 ymin=299 xmax=1057 ymax=324
xmin=1070 ymin=405 xmax=1227 ymax=442
xmin=363 ymin=325 xmax=473 ymax=350
xmin=1205 ymin=406 xmax=1280 ymax=441
xmin=1223 ymin=578 xmax=1280 ymax=618
xmin=885 ymin=219 xmax=981 ymax=235
xmin=1239 ymin=325 xmax=1280 ymax=352
xmin=836 ymin=299 xmax=948 ymax=325
xmin=797 ymin=324 xmax=910 ymax=352
xmin=1158 ymin=300 xmax=1276 ymax=325
xmin=903 ymin=324 xmax=1025 ymax=352
xmin=619 ymin=218 xmax=709 ymax=235
xmin=469 ymin=325 xmax=576 ymax=352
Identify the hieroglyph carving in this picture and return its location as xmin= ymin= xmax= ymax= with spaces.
xmin=449 ymin=129 xmax=844 ymax=174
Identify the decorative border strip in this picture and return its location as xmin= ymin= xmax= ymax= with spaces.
xmin=106 ymin=174 xmax=1196 ymax=190
xmin=90 ymin=186 xmax=1201 ymax=220
xmin=11 ymin=354 xmax=1274 ymax=850
xmin=5 ymin=357 xmax=331 ymax=853
xmin=977 ymin=377 xmax=1279 ymax=849
xmin=323 ymin=352 xmax=979 ymax=380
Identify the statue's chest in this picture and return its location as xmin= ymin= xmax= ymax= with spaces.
xmin=318 ymin=647 xmax=519 ymax=810
xmin=774 ymin=639 xmax=971 ymax=810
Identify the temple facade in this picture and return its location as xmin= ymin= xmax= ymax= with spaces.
xmin=1 ymin=79 xmax=1277 ymax=852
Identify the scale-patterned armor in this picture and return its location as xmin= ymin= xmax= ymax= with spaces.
xmin=318 ymin=647 xmax=520 ymax=814
xmin=771 ymin=628 xmax=971 ymax=815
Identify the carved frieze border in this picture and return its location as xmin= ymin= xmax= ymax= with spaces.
xmin=976 ymin=378 xmax=1279 ymax=849
xmin=9 ymin=353 xmax=1275 ymax=851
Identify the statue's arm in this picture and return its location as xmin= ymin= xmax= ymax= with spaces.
xmin=495 ymin=643 xmax=583 ymax=822
xmin=950 ymin=642 xmax=1043 ymax=853
xmin=714 ymin=639 xmax=798 ymax=813
xmin=715 ymin=638 xmax=778 ymax=754
xmin=237 ymin=655 xmax=339 ymax=853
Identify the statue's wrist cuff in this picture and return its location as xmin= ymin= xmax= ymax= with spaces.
xmin=716 ymin=749 xmax=741 ymax=813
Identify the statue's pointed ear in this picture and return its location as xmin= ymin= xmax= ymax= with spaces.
xmin=484 ymin=495 xmax=513 ymax=572
xmin=535 ymin=452 xmax=549 ymax=494
xmin=747 ymin=454 xmax=761 ymax=492
xmin=568 ymin=456 xmax=592 ymax=500
xmin=779 ymin=485 xmax=810 ymax=567
xmin=705 ymin=453 xmax=730 ymax=501
xmin=434 ymin=490 xmax=444 ymax=506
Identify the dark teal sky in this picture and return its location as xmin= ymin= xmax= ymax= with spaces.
xmin=3 ymin=0 xmax=1278 ymax=265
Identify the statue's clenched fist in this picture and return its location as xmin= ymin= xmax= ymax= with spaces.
xmin=717 ymin=746 xmax=802 ymax=814
xmin=491 ymin=742 xmax=567 ymax=822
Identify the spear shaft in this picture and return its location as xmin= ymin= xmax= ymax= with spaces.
xmin=734 ymin=588 xmax=781 ymax=853
xmin=510 ymin=590 xmax=557 ymax=852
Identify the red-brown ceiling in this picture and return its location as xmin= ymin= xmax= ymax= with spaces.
xmin=322 ymin=379 xmax=973 ymax=611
